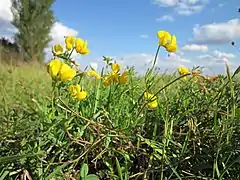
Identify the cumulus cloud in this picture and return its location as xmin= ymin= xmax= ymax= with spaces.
xmin=192 ymin=19 xmax=240 ymax=44
xmin=182 ymin=44 xmax=208 ymax=52
xmin=198 ymin=50 xmax=235 ymax=65
xmin=153 ymin=0 xmax=208 ymax=15
xmin=156 ymin=15 xmax=174 ymax=22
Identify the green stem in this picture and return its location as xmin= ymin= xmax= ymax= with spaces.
xmin=146 ymin=45 xmax=161 ymax=79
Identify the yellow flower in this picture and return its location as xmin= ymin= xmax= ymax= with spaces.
xmin=47 ymin=59 xmax=62 ymax=77
xmin=75 ymin=38 xmax=90 ymax=55
xmin=157 ymin=30 xmax=171 ymax=46
xmin=65 ymin=36 xmax=75 ymax=50
xmin=69 ymin=85 xmax=87 ymax=101
xmin=165 ymin=35 xmax=178 ymax=53
xmin=59 ymin=63 xmax=76 ymax=82
xmin=110 ymin=72 xmax=119 ymax=83
xmin=86 ymin=69 xmax=101 ymax=79
xmin=69 ymin=84 xmax=81 ymax=97
xmin=148 ymin=101 xmax=158 ymax=109
xmin=52 ymin=44 xmax=64 ymax=55
xmin=178 ymin=66 xmax=190 ymax=80
xmin=76 ymin=91 xmax=87 ymax=101
xmin=119 ymin=71 xmax=128 ymax=84
xmin=103 ymin=76 xmax=111 ymax=87
xmin=111 ymin=63 xmax=121 ymax=74
xmin=144 ymin=92 xmax=158 ymax=109
xmin=178 ymin=66 xmax=190 ymax=75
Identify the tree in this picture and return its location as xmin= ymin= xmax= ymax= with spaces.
xmin=11 ymin=0 xmax=55 ymax=62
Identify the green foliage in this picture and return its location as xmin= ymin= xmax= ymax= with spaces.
xmin=11 ymin=0 xmax=55 ymax=62
xmin=0 ymin=59 xmax=240 ymax=179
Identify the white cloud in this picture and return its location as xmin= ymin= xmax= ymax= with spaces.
xmin=140 ymin=34 xmax=149 ymax=39
xmin=0 ymin=0 xmax=13 ymax=21
xmin=153 ymin=0 xmax=208 ymax=16
xmin=192 ymin=19 xmax=240 ymax=44
xmin=156 ymin=15 xmax=174 ymax=22
xmin=49 ymin=22 xmax=78 ymax=46
xmin=213 ymin=50 xmax=235 ymax=59
xmin=182 ymin=44 xmax=208 ymax=52
xmin=198 ymin=50 xmax=235 ymax=65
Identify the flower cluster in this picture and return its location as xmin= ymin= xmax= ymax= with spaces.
xmin=47 ymin=36 xmax=89 ymax=101
xmin=47 ymin=59 xmax=76 ymax=82
xmin=52 ymin=36 xmax=90 ymax=56
xmin=103 ymin=63 xmax=128 ymax=86
xmin=157 ymin=30 xmax=178 ymax=53
xmin=86 ymin=69 xmax=101 ymax=80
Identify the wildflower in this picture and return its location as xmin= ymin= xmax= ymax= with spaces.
xmin=110 ymin=72 xmax=119 ymax=83
xmin=111 ymin=63 xmax=121 ymax=74
xmin=165 ymin=35 xmax=178 ymax=53
xmin=69 ymin=84 xmax=81 ymax=97
xmin=65 ymin=36 xmax=76 ymax=50
xmin=119 ymin=71 xmax=128 ymax=84
xmin=59 ymin=63 xmax=77 ymax=82
xmin=52 ymin=44 xmax=64 ymax=55
xmin=178 ymin=67 xmax=189 ymax=75
xmin=86 ymin=69 xmax=101 ymax=79
xmin=144 ymin=92 xmax=158 ymax=109
xmin=69 ymin=85 xmax=87 ymax=101
xmin=76 ymin=91 xmax=87 ymax=101
xmin=75 ymin=38 xmax=89 ymax=55
xmin=157 ymin=30 xmax=171 ymax=47
xmin=47 ymin=59 xmax=62 ymax=77
xmin=178 ymin=66 xmax=190 ymax=80
xmin=103 ymin=76 xmax=111 ymax=87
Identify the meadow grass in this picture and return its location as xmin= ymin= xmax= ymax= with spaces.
xmin=0 ymin=58 xmax=240 ymax=180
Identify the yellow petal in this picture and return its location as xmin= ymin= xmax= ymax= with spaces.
xmin=110 ymin=72 xmax=119 ymax=83
xmin=157 ymin=31 xmax=171 ymax=46
xmin=165 ymin=44 xmax=178 ymax=53
xmin=52 ymin=44 xmax=64 ymax=55
xmin=75 ymin=38 xmax=85 ymax=47
xmin=111 ymin=63 xmax=121 ymax=73
xmin=76 ymin=91 xmax=87 ymax=101
xmin=178 ymin=67 xmax=190 ymax=75
xmin=59 ymin=63 xmax=76 ymax=82
xmin=103 ymin=76 xmax=111 ymax=86
xmin=75 ymin=38 xmax=89 ymax=55
xmin=47 ymin=59 xmax=62 ymax=77
xmin=119 ymin=71 xmax=128 ymax=84
xmin=148 ymin=100 xmax=158 ymax=109
xmin=65 ymin=36 xmax=75 ymax=50
xmin=170 ymin=35 xmax=177 ymax=45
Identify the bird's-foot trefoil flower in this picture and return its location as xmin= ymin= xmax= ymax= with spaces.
xmin=144 ymin=92 xmax=158 ymax=109
xmin=65 ymin=36 xmax=76 ymax=51
xmin=52 ymin=44 xmax=64 ymax=56
xmin=69 ymin=84 xmax=87 ymax=101
xmin=75 ymin=38 xmax=89 ymax=55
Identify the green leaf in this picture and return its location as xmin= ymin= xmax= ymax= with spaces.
xmin=85 ymin=174 xmax=99 ymax=180
xmin=45 ymin=164 xmax=68 ymax=180
xmin=0 ymin=171 xmax=9 ymax=180
xmin=115 ymin=157 xmax=123 ymax=180
xmin=80 ymin=163 xmax=89 ymax=178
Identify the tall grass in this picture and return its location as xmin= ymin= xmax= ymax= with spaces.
xmin=0 ymin=59 xmax=240 ymax=180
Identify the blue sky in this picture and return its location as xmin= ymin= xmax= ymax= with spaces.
xmin=0 ymin=0 xmax=239 ymax=74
